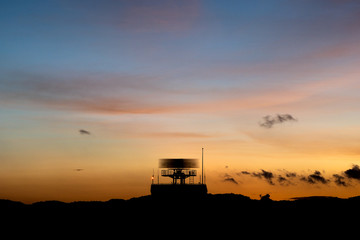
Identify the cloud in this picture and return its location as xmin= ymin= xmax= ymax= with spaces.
xmin=283 ymin=170 xmax=297 ymax=178
xmin=300 ymin=171 xmax=329 ymax=184
xmin=277 ymin=175 xmax=294 ymax=186
xmin=224 ymin=177 xmax=238 ymax=185
xmin=238 ymin=169 xmax=291 ymax=185
xmin=2 ymin=68 xmax=359 ymax=118
xmin=251 ymin=170 xmax=275 ymax=185
xmin=277 ymin=175 xmax=287 ymax=183
xmin=333 ymin=174 xmax=347 ymax=186
xmin=259 ymin=114 xmax=297 ymax=128
xmin=0 ymin=71 xmax=181 ymax=115
xmin=223 ymin=174 xmax=238 ymax=184
xmin=330 ymin=165 xmax=360 ymax=187
xmin=344 ymin=165 xmax=360 ymax=180
xmin=79 ymin=129 xmax=91 ymax=135
xmin=235 ymin=167 xmax=360 ymax=187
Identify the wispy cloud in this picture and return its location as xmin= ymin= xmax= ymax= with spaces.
xmin=259 ymin=114 xmax=297 ymax=129
xmin=0 ymin=71 xmax=178 ymax=114
xmin=2 ymin=65 xmax=360 ymax=117
xmin=223 ymin=173 xmax=238 ymax=184
xmin=79 ymin=129 xmax=91 ymax=135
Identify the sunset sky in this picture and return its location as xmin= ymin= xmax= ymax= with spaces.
xmin=1 ymin=0 xmax=360 ymax=203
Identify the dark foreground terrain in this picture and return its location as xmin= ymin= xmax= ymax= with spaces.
xmin=2 ymin=194 xmax=359 ymax=235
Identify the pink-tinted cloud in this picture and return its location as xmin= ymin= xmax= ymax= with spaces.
xmin=2 ymin=61 xmax=360 ymax=116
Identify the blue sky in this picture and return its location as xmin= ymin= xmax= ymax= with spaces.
xmin=1 ymin=0 xmax=360 ymax=202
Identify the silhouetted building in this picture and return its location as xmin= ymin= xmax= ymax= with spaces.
xmin=151 ymin=157 xmax=207 ymax=198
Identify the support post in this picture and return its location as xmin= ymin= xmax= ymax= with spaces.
xmin=202 ymin=148 xmax=204 ymax=185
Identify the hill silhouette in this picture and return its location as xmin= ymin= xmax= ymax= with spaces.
xmin=2 ymin=193 xmax=359 ymax=232
xmin=2 ymin=193 xmax=359 ymax=215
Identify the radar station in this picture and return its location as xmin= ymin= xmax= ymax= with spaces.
xmin=151 ymin=148 xmax=207 ymax=197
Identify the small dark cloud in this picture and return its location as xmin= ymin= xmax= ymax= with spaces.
xmin=259 ymin=114 xmax=297 ymax=128
xmin=277 ymin=175 xmax=293 ymax=186
xmin=224 ymin=177 xmax=238 ymax=184
xmin=300 ymin=171 xmax=329 ymax=184
xmin=223 ymin=173 xmax=238 ymax=184
xmin=252 ymin=170 xmax=275 ymax=185
xmin=79 ymin=129 xmax=91 ymax=135
xmin=278 ymin=175 xmax=287 ymax=183
xmin=239 ymin=171 xmax=251 ymax=175
xmin=344 ymin=165 xmax=360 ymax=180
xmin=74 ymin=169 xmax=84 ymax=172
xmin=333 ymin=174 xmax=347 ymax=186
xmin=285 ymin=172 xmax=297 ymax=178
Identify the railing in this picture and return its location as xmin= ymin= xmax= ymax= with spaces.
xmin=161 ymin=169 xmax=197 ymax=177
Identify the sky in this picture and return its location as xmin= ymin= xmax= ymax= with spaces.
xmin=1 ymin=0 xmax=360 ymax=203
